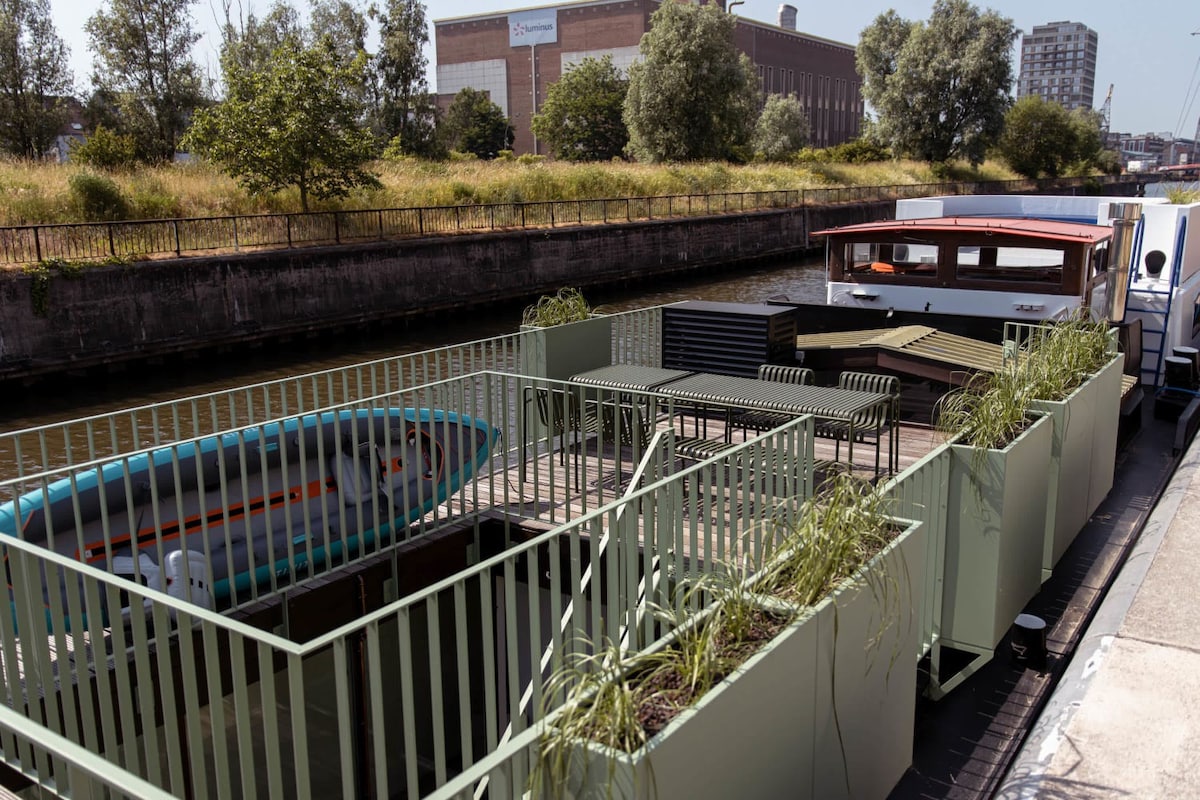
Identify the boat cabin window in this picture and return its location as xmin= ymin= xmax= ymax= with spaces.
xmin=845 ymin=242 xmax=939 ymax=276
xmin=955 ymin=245 xmax=1065 ymax=284
xmin=1091 ymin=242 xmax=1109 ymax=280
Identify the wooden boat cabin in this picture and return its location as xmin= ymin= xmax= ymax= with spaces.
xmin=814 ymin=217 xmax=1115 ymax=322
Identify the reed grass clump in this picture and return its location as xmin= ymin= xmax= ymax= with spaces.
xmin=521 ymin=287 xmax=592 ymax=327
xmin=755 ymin=474 xmax=897 ymax=606
xmin=937 ymin=315 xmax=1115 ymax=450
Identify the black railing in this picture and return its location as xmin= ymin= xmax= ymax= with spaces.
xmin=0 ymin=175 xmax=1141 ymax=266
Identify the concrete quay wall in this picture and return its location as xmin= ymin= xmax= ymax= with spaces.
xmin=0 ymin=202 xmax=891 ymax=382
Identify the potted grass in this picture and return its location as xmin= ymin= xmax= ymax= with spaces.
xmin=519 ymin=287 xmax=613 ymax=381
xmin=1019 ymin=317 xmax=1123 ymax=577
xmin=935 ymin=366 xmax=1053 ymax=659
xmin=531 ymin=476 xmax=925 ymax=800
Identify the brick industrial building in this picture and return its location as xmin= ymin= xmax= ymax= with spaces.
xmin=433 ymin=0 xmax=862 ymax=155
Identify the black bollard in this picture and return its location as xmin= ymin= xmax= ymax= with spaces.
xmin=1011 ymin=613 xmax=1047 ymax=671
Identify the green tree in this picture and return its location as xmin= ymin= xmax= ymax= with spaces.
xmin=184 ymin=37 xmax=379 ymax=211
xmin=216 ymin=0 xmax=304 ymax=76
xmin=441 ymin=87 xmax=512 ymax=160
xmin=751 ymin=93 xmax=809 ymax=161
xmin=623 ymin=2 xmax=758 ymax=162
xmin=998 ymin=96 xmax=1108 ymax=178
xmin=85 ymin=0 xmax=205 ymax=162
xmin=1066 ymin=108 xmax=1105 ymax=172
xmin=532 ymin=55 xmax=628 ymax=161
xmin=371 ymin=0 xmax=439 ymax=157
xmin=858 ymin=0 xmax=1016 ymax=165
xmin=0 ymin=0 xmax=74 ymax=158
xmin=997 ymin=96 xmax=1075 ymax=178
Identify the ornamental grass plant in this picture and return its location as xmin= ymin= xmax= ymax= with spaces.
xmin=521 ymin=287 xmax=592 ymax=327
xmin=531 ymin=475 xmax=904 ymax=797
xmin=937 ymin=315 xmax=1115 ymax=450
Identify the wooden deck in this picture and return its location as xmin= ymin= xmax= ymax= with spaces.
xmin=492 ymin=411 xmax=945 ymax=526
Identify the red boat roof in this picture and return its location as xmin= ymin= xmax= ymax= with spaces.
xmin=812 ymin=216 xmax=1113 ymax=244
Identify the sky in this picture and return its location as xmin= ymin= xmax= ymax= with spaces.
xmin=50 ymin=0 xmax=1200 ymax=138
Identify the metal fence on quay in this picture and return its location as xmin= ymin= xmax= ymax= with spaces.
xmin=0 ymin=175 xmax=1133 ymax=266
xmin=0 ymin=305 xmax=665 ymax=487
xmin=0 ymin=372 xmax=816 ymax=799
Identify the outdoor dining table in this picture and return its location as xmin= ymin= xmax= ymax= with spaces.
xmin=569 ymin=364 xmax=696 ymax=391
xmin=653 ymin=371 xmax=897 ymax=475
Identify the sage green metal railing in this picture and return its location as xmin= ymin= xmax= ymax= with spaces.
xmin=0 ymin=410 xmax=815 ymax=798
xmin=0 ymin=176 xmax=1136 ymax=266
xmin=0 ymin=305 xmax=666 ymax=490
xmin=879 ymin=443 xmax=953 ymax=660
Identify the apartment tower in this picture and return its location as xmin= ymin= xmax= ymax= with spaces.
xmin=1016 ymin=21 xmax=1098 ymax=112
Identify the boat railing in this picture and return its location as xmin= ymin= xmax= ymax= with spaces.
xmin=0 ymin=305 xmax=667 ymax=490
xmin=0 ymin=409 xmax=818 ymax=799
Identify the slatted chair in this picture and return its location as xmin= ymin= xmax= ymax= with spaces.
xmin=532 ymin=387 xmax=602 ymax=483
xmin=733 ymin=364 xmax=815 ymax=435
xmin=814 ymin=371 xmax=900 ymax=477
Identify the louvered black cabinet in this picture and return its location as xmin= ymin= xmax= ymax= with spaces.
xmin=661 ymin=301 xmax=798 ymax=377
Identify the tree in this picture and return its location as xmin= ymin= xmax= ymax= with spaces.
xmin=532 ymin=55 xmax=628 ymax=161
xmin=997 ymin=96 xmax=1075 ymax=178
xmin=623 ymin=2 xmax=758 ymax=162
xmin=998 ymin=96 xmax=1108 ymax=178
xmin=85 ymin=0 xmax=204 ymax=161
xmin=184 ymin=38 xmax=379 ymax=211
xmin=216 ymin=0 xmax=304 ymax=77
xmin=371 ymin=0 xmax=439 ymax=157
xmin=0 ymin=0 xmax=74 ymax=158
xmin=858 ymin=0 xmax=1016 ymax=165
xmin=751 ymin=94 xmax=809 ymax=161
xmin=441 ymin=87 xmax=512 ymax=159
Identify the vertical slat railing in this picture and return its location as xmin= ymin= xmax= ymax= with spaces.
xmin=0 ymin=409 xmax=815 ymax=798
xmin=879 ymin=442 xmax=952 ymax=659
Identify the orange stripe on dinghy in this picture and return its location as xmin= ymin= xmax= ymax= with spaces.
xmin=76 ymin=477 xmax=335 ymax=564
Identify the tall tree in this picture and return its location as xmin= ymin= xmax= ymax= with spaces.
xmin=858 ymin=0 xmax=1016 ymax=165
xmin=751 ymin=94 xmax=809 ymax=161
xmin=0 ymin=0 xmax=74 ymax=158
xmin=623 ymin=2 xmax=758 ymax=162
xmin=532 ymin=55 xmax=627 ymax=161
xmin=371 ymin=0 xmax=438 ymax=156
xmin=217 ymin=0 xmax=304 ymax=77
xmin=441 ymin=87 xmax=512 ymax=159
xmin=184 ymin=37 xmax=379 ymax=211
xmin=85 ymin=0 xmax=205 ymax=161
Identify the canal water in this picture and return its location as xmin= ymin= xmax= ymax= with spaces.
xmin=1 ymin=253 xmax=827 ymax=432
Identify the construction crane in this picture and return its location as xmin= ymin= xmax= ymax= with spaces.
xmin=1098 ymin=83 xmax=1113 ymax=136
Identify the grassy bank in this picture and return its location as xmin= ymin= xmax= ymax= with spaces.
xmin=0 ymin=156 xmax=1020 ymax=227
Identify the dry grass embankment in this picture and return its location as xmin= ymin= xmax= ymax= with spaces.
xmin=0 ymin=156 xmax=1020 ymax=227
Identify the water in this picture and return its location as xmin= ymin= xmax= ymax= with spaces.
xmin=0 ymin=254 xmax=827 ymax=432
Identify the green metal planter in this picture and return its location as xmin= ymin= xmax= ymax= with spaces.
xmin=1030 ymin=355 xmax=1124 ymax=578
xmin=520 ymin=316 xmax=614 ymax=382
xmin=551 ymin=517 xmax=925 ymax=800
xmin=941 ymin=413 xmax=1052 ymax=659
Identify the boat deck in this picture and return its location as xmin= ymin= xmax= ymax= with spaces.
xmin=495 ymin=411 xmax=943 ymax=524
